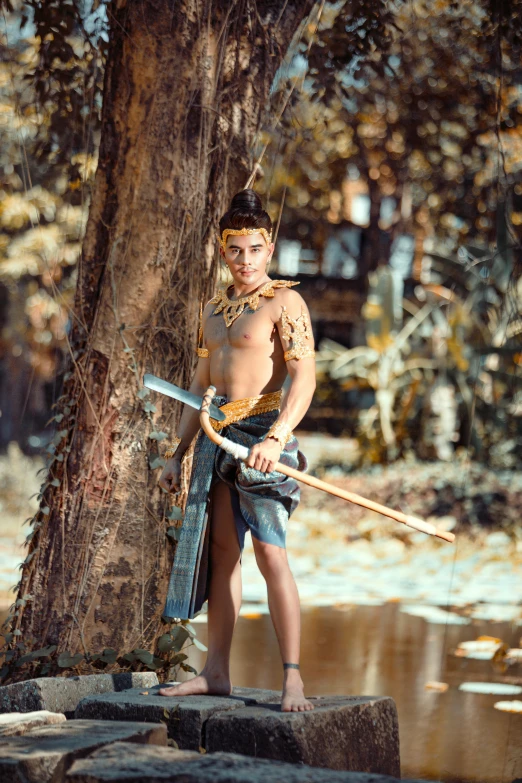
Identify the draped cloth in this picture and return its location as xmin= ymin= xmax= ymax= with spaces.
xmin=163 ymin=395 xmax=307 ymax=620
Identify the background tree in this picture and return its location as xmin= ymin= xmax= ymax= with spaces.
xmin=262 ymin=0 xmax=522 ymax=277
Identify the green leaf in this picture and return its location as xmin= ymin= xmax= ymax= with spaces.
xmin=100 ymin=647 xmax=118 ymax=664
xmin=54 ymin=414 xmax=64 ymax=423
xmin=192 ymin=638 xmax=208 ymax=652
xmin=50 ymin=479 xmax=61 ymax=487
xmin=149 ymin=456 xmax=165 ymax=470
xmin=157 ymin=634 xmax=175 ymax=653
xmin=180 ymin=663 xmax=198 ymax=674
xmin=149 ymin=431 xmax=169 ymax=441
xmin=170 ymin=627 xmax=190 ymax=653
xmin=137 ymin=387 xmax=150 ymax=399
xmin=170 ymin=653 xmax=188 ymax=665
xmin=167 ymin=506 xmax=183 ymax=521
xmin=122 ymin=653 xmax=136 ymax=663
xmin=57 ymin=652 xmax=84 ymax=668
xmin=134 ymin=650 xmax=154 ymax=665
xmin=166 ymin=526 xmax=181 ymax=542
xmin=143 ymin=402 xmax=157 ymax=414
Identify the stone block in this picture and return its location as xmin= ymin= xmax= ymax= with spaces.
xmin=206 ymin=695 xmax=400 ymax=777
xmin=0 ymin=673 xmax=159 ymax=718
xmin=0 ymin=710 xmax=66 ymax=736
xmin=74 ymin=684 xmax=282 ymax=751
xmin=67 ymin=742 xmax=425 ymax=783
xmin=0 ymin=719 xmax=166 ymax=783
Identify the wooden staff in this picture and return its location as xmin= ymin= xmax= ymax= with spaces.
xmin=199 ymin=386 xmax=455 ymax=544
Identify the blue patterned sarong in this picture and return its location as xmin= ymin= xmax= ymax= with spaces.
xmin=163 ymin=395 xmax=307 ymax=620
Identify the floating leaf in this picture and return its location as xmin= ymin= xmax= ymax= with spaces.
xmin=459 ymin=682 xmax=522 ymax=695
xmin=425 ymin=681 xmax=448 ymax=692
xmin=494 ymin=700 xmax=522 ymax=713
xmin=454 ymin=638 xmax=504 ymax=660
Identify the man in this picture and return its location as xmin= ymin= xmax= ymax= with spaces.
xmin=157 ymin=189 xmax=316 ymax=712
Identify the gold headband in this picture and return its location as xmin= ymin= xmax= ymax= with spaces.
xmin=218 ymin=227 xmax=272 ymax=251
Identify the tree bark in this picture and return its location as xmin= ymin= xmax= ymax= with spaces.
xmin=7 ymin=0 xmax=315 ymax=678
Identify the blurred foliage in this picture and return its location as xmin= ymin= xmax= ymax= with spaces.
xmin=1 ymin=0 xmax=522 ymax=470
xmin=315 ymin=203 xmax=522 ymax=466
xmin=0 ymin=0 xmax=104 ymax=382
xmin=261 ymin=0 xmax=522 ymax=269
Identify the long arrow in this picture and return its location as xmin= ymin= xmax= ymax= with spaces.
xmin=199 ymin=386 xmax=455 ymax=544
xmin=142 ymin=374 xmax=455 ymax=543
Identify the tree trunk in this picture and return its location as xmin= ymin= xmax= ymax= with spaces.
xmin=5 ymin=0 xmax=315 ymax=680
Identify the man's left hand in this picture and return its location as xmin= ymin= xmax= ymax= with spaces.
xmin=246 ymin=437 xmax=282 ymax=473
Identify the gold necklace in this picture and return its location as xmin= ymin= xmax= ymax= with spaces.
xmin=210 ymin=279 xmax=299 ymax=327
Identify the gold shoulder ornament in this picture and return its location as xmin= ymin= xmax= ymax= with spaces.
xmin=210 ymin=279 xmax=300 ymax=328
xmin=280 ymin=306 xmax=316 ymax=362
xmin=196 ymin=300 xmax=209 ymax=358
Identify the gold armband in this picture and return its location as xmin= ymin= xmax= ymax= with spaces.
xmin=196 ymin=301 xmax=209 ymax=359
xmin=164 ymin=437 xmax=181 ymax=460
xmin=280 ymin=306 xmax=315 ymax=362
xmin=265 ymin=420 xmax=293 ymax=449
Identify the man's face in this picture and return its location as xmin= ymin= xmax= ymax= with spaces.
xmin=220 ymin=233 xmax=274 ymax=286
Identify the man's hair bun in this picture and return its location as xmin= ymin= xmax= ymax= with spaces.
xmin=229 ymin=189 xmax=263 ymax=213
xmin=218 ymin=188 xmax=272 ymax=241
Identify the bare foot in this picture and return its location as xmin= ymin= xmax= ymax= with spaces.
xmin=158 ymin=670 xmax=231 ymax=698
xmin=281 ymin=669 xmax=315 ymax=712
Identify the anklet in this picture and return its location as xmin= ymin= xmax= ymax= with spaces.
xmin=283 ymin=663 xmax=300 ymax=670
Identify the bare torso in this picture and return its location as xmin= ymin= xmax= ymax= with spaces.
xmin=203 ymin=290 xmax=288 ymax=400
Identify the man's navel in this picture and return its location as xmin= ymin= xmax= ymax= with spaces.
xmin=243 ymin=334 xmax=251 ymax=340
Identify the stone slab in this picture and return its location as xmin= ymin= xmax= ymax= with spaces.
xmin=74 ymin=684 xmax=282 ymax=750
xmin=206 ymin=695 xmax=400 ymax=777
xmin=0 ymin=719 xmax=166 ymax=783
xmin=0 ymin=710 xmax=66 ymax=736
xmin=0 ymin=673 xmax=159 ymax=718
xmin=67 ymin=742 xmax=426 ymax=783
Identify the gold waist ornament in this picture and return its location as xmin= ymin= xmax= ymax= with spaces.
xmin=210 ymin=389 xmax=283 ymax=431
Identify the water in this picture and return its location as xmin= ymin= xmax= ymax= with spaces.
xmin=188 ymin=603 xmax=521 ymax=783
xmin=1 ymin=604 xmax=520 ymax=781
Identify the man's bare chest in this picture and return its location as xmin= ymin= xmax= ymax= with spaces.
xmin=205 ymin=306 xmax=278 ymax=351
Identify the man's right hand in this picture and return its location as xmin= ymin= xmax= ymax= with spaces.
xmin=158 ymin=458 xmax=182 ymax=493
